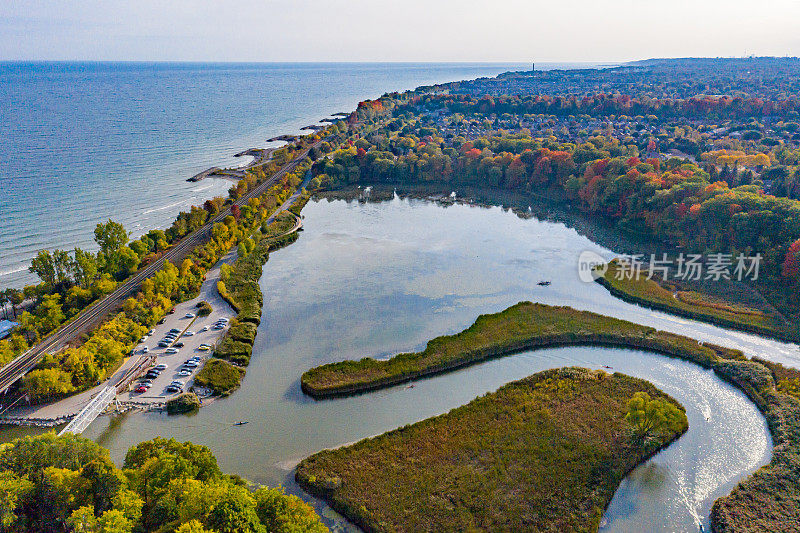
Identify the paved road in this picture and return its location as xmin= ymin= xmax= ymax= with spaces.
xmin=0 ymin=143 xmax=317 ymax=394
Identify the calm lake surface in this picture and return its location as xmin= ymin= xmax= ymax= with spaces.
xmin=64 ymin=195 xmax=793 ymax=531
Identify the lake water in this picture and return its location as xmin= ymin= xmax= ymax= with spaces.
xmin=61 ymin=194 xmax=792 ymax=532
xmin=0 ymin=61 xmax=532 ymax=289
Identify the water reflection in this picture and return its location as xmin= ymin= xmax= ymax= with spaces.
xmin=6 ymin=195 xmax=788 ymax=531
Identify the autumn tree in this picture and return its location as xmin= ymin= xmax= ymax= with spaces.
xmin=625 ymin=391 xmax=687 ymax=438
xmin=782 ymin=238 xmax=800 ymax=282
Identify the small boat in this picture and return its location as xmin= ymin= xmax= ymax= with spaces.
xmin=537 ymin=281 xmax=551 ymax=286
xmin=406 ymin=384 xmax=415 ymax=389
xmin=233 ymin=421 xmax=249 ymax=426
xmin=602 ymin=365 xmax=613 ymax=369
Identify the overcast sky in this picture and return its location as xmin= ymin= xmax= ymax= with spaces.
xmin=2 ymin=0 xmax=799 ymax=62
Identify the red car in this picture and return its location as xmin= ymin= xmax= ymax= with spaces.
xmin=134 ymin=385 xmax=147 ymax=393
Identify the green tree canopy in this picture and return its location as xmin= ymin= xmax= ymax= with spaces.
xmin=624 ymin=391 xmax=687 ymax=437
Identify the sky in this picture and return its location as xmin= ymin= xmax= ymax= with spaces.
xmin=1 ymin=0 xmax=799 ymax=63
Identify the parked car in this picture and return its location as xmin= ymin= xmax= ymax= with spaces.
xmin=158 ymin=342 xmax=169 ymax=348
xmin=199 ymin=326 xmax=209 ymax=332
xmin=213 ymin=324 xmax=225 ymax=330
xmin=154 ymin=363 xmax=168 ymax=371
xmin=165 ymin=385 xmax=182 ymax=393
xmin=139 ymin=336 xmax=148 ymax=343
xmin=142 ymin=346 xmax=149 ymax=354
xmin=165 ymin=348 xmax=179 ymax=355
xmin=183 ymin=331 xmax=195 ymax=337
xmin=184 ymin=313 xmax=196 ymax=319
xmin=178 ymin=369 xmax=191 ymax=377
xmin=158 ymin=317 xmax=166 ymax=324
xmin=169 ymin=328 xmax=181 ymax=334
xmin=182 ymin=362 xmax=198 ymax=369
xmin=198 ymin=344 xmax=212 ymax=351
xmin=174 ymin=342 xmax=185 ymax=348
xmin=134 ymin=386 xmax=147 ymax=393
xmin=145 ymin=371 xmax=159 ymax=379
xmin=148 ymin=329 xmax=155 ymax=336
xmin=169 ymin=308 xmax=175 ymax=314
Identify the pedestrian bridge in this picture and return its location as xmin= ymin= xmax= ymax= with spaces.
xmin=58 ymin=354 xmax=155 ymax=436
xmin=58 ymin=385 xmax=116 ymax=436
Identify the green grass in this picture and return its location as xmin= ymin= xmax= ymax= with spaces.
xmin=597 ymin=260 xmax=794 ymax=340
xmin=297 ymin=368 xmax=687 ymax=533
xmin=300 ymin=301 xmax=800 ymax=532
xmin=193 ymin=358 xmax=245 ymax=396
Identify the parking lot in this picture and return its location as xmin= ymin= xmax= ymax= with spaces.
xmin=117 ymin=261 xmax=235 ymax=403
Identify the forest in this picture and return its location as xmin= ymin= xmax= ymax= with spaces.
xmin=309 ymin=84 xmax=800 ymax=323
xmin=0 ymin=433 xmax=326 ymax=533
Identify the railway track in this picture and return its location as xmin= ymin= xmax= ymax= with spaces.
xmin=0 ymin=144 xmax=315 ymax=394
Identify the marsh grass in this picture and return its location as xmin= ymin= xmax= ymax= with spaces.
xmin=597 ymin=260 xmax=793 ymax=340
xmin=297 ymin=368 xmax=686 ymax=533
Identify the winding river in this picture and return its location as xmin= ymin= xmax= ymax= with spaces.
xmin=7 ymin=193 xmax=797 ymax=531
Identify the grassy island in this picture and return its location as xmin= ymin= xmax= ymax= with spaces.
xmin=596 ymin=260 xmax=795 ymax=341
xmin=297 ymin=367 xmax=687 ymax=532
xmin=300 ymin=302 xmax=746 ymax=398
xmin=301 ymin=302 xmax=800 ymax=531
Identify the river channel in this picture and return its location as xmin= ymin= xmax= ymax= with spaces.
xmin=13 ymin=193 xmax=797 ymax=531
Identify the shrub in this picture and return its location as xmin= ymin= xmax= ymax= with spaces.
xmin=195 ymin=301 xmax=212 ymax=316
xmin=228 ymin=321 xmax=257 ymax=345
xmin=194 ymin=359 xmax=245 ymax=396
xmin=214 ymin=337 xmax=253 ymax=366
xmin=166 ymin=392 xmax=201 ymax=414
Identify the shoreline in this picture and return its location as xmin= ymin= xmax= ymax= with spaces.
xmin=300 ymin=301 xmax=799 ymax=531
xmin=297 ymin=367 xmax=689 ymax=533
xmin=594 ymin=275 xmax=799 ymax=343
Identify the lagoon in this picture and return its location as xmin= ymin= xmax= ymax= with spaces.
xmin=70 ymin=194 xmax=789 ymax=531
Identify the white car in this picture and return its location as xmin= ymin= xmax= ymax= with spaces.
xmin=142 ymin=346 xmax=149 ymax=354
xmin=178 ymin=369 xmax=192 ymax=377
xmin=165 ymin=348 xmax=179 ymax=355
xmin=148 ymin=329 xmax=155 ymax=336
xmin=184 ymin=313 xmax=196 ymax=319
xmin=200 ymin=326 xmax=209 ymax=332
xmin=139 ymin=336 xmax=148 ymax=343
xmin=183 ymin=331 xmax=195 ymax=337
